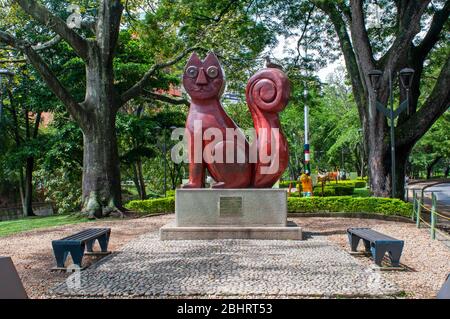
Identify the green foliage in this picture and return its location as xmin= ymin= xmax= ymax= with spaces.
xmin=311 ymin=184 xmax=354 ymax=196
xmin=410 ymin=111 xmax=450 ymax=178
xmin=165 ymin=190 xmax=176 ymax=197
xmin=125 ymin=197 xmax=175 ymax=214
xmin=279 ymin=181 xmax=298 ymax=188
xmin=124 ymin=195 xmax=411 ymax=218
xmin=287 ymin=197 xmax=412 ymax=217
xmin=35 ymin=116 xmax=83 ymax=214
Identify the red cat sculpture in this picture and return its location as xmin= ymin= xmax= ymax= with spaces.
xmin=182 ymin=52 xmax=290 ymax=188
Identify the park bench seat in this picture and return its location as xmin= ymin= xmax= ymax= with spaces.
xmin=347 ymin=227 xmax=404 ymax=267
xmin=437 ymin=274 xmax=450 ymax=299
xmin=52 ymin=228 xmax=111 ymax=269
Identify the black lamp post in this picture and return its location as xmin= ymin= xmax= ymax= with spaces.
xmin=399 ymin=68 xmax=414 ymax=115
xmin=368 ymin=70 xmax=383 ymax=92
xmin=368 ymin=68 xmax=414 ymax=198
xmin=0 ymin=68 xmax=15 ymax=124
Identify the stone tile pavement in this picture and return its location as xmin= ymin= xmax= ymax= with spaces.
xmin=50 ymin=233 xmax=401 ymax=298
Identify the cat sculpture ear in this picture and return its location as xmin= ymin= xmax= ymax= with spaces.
xmin=203 ymin=52 xmax=220 ymax=66
xmin=186 ymin=52 xmax=202 ymax=66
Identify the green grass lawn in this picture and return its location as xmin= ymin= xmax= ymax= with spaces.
xmin=0 ymin=214 xmax=92 ymax=237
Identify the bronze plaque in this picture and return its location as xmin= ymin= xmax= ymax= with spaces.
xmin=219 ymin=196 xmax=243 ymax=217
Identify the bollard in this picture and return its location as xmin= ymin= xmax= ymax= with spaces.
xmin=417 ymin=197 xmax=421 ymax=228
xmin=431 ymin=192 xmax=436 ymax=240
xmin=412 ymin=191 xmax=417 ymax=221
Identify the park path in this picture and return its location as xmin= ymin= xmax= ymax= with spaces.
xmin=50 ymin=234 xmax=400 ymax=298
xmin=406 ymin=181 xmax=450 ymax=238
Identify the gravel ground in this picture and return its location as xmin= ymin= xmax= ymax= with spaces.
xmin=0 ymin=214 xmax=173 ymax=299
xmin=0 ymin=214 xmax=449 ymax=299
xmin=51 ymin=235 xmax=399 ymax=298
xmin=296 ymin=217 xmax=450 ymax=298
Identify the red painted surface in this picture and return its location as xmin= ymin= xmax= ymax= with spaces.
xmin=182 ymin=52 xmax=290 ymax=188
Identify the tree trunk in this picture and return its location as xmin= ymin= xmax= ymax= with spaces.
xmin=23 ymin=157 xmax=35 ymax=216
xmin=393 ymin=146 xmax=411 ymax=200
xmin=136 ymin=159 xmax=146 ymax=199
xmin=132 ymin=159 xmax=146 ymax=200
xmin=367 ymin=94 xmax=390 ymax=197
xmin=79 ymin=43 xmax=123 ymax=219
xmin=132 ymin=163 xmax=142 ymax=199
xmin=81 ymin=111 xmax=122 ymax=218
xmin=426 ymin=156 xmax=442 ymax=179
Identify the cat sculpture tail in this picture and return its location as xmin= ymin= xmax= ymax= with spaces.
xmin=246 ymin=68 xmax=291 ymax=188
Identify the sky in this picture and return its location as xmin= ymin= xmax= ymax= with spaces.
xmin=271 ymin=35 xmax=345 ymax=83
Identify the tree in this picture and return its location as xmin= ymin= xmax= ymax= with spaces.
xmin=0 ymin=0 xmax=182 ymax=217
xmin=257 ymin=0 xmax=449 ymax=198
xmin=313 ymin=0 xmax=449 ymax=198
xmin=0 ymin=0 xmax=270 ymax=217
xmin=409 ymin=111 xmax=450 ymax=179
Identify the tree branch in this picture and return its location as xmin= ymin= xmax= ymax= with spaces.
xmin=121 ymin=46 xmax=201 ymax=104
xmin=0 ymin=29 xmax=81 ymax=121
xmin=314 ymin=1 xmax=367 ymax=118
xmin=31 ymin=35 xmax=61 ymax=51
xmin=96 ymin=0 xmax=123 ymax=57
xmin=22 ymin=45 xmax=83 ymax=122
xmin=15 ymin=0 xmax=88 ymax=60
xmin=144 ymin=91 xmax=189 ymax=106
xmin=349 ymin=0 xmax=376 ymax=74
xmin=0 ymin=29 xmax=20 ymax=48
xmin=396 ymin=54 xmax=450 ymax=147
xmin=413 ymin=1 xmax=450 ymax=62
xmin=381 ymin=0 xmax=430 ymax=70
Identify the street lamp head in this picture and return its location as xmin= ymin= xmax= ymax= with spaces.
xmin=368 ymin=70 xmax=383 ymax=91
xmin=399 ymin=68 xmax=414 ymax=90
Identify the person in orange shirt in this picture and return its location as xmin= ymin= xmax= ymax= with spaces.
xmin=300 ymin=173 xmax=313 ymax=197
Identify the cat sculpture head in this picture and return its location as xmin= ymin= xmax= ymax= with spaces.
xmin=183 ymin=52 xmax=225 ymax=101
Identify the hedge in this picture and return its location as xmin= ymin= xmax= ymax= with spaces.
xmin=125 ymin=195 xmax=412 ymax=218
xmin=312 ymin=184 xmax=355 ymax=196
xmin=125 ymin=197 xmax=175 ymax=214
xmin=279 ymin=181 xmax=297 ymax=188
xmin=280 ymin=179 xmax=366 ymax=189
xmin=288 ymin=196 xmax=412 ymax=217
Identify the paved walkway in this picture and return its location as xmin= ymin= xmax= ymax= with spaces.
xmin=406 ymin=180 xmax=450 ymax=213
xmin=51 ymin=233 xmax=400 ymax=298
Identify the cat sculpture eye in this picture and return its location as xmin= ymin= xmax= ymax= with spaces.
xmin=207 ymin=66 xmax=219 ymax=78
xmin=186 ymin=66 xmax=198 ymax=78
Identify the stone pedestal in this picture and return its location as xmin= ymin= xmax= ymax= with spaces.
xmin=160 ymin=189 xmax=302 ymax=240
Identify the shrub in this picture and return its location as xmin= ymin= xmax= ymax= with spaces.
xmin=311 ymin=186 xmax=335 ymax=196
xmin=313 ymin=184 xmax=354 ymax=196
xmin=279 ymin=181 xmax=298 ymax=188
xmin=126 ymin=194 xmax=412 ymax=219
xmin=165 ymin=189 xmax=176 ymax=197
xmin=125 ymin=197 xmax=175 ymax=214
xmin=287 ymin=196 xmax=412 ymax=217
xmin=334 ymin=185 xmax=354 ymax=196
xmin=353 ymin=181 xmax=366 ymax=188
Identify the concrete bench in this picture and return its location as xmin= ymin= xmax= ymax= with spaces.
xmin=347 ymin=227 xmax=404 ymax=267
xmin=52 ymin=228 xmax=111 ymax=269
xmin=437 ymin=273 xmax=450 ymax=299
